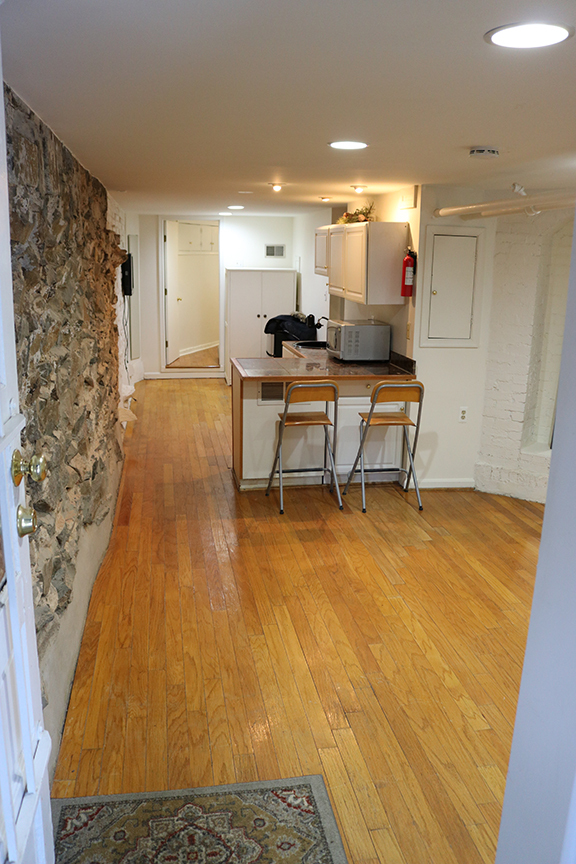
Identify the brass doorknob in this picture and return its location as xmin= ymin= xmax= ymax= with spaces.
xmin=11 ymin=451 xmax=47 ymax=487
xmin=17 ymin=505 xmax=37 ymax=537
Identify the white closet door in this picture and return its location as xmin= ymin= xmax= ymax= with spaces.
xmin=428 ymin=234 xmax=477 ymax=339
xmin=261 ymin=271 xmax=297 ymax=355
xmin=228 ymin=271 xmax=263 ymax=359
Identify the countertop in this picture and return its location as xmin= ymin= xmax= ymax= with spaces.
xmin=231 ymin=346 xmax=416 ymax=382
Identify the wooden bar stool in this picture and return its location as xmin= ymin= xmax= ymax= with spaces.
xmin=265 ymin=380 xmax=343 ymax=514
xmin=343 ymin=381 xmax=425 ymax=512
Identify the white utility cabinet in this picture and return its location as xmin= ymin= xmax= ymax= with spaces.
xmin=225 ymin=268 xmax=297 ymax=382
xmin=324 ymin=221 xmax=408 ymax=304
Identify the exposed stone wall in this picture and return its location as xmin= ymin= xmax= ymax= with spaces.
xmin=5 ymin=85 xmax=125 ymax=658
xmin=475 ymin=209 xmax=573 ymax=502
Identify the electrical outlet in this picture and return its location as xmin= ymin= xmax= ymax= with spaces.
xmin=459 ymin=406 xmax=468 ymax=423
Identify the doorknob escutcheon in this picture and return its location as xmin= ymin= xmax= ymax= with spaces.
xmin=11 ymin=450 xmax=48 ymax=487
xmin=17 ymin=505 xmax=37 ymax=538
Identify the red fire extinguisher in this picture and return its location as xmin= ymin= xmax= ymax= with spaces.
xmin=401 ymin=249 xmax=417 ymax=297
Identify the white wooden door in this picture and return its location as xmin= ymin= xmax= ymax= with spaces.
xmin=260 ymin=271 xmax=296 ymax=355
xmin=0 ymin=29 xmax=54 ymax=864
xmin=164 ymin=220 xmax=181 ymax=365
xmin=227 ymin=271 xmax=263 ymax=360
xmin=428 ymin=234 xmax=477 ymax=339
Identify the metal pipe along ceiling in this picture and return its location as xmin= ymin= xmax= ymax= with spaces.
xmin=434 ymin=191 xmax=576 ymax=219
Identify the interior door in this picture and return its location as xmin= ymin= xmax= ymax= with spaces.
xmin=0 ymin=31 xmax=54 ymax=864
xmin=164 ymin=220 xmax=180 ymax=365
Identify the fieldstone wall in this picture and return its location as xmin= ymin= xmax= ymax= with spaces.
xmin=5 ymin=85 xmax=125 ymax=659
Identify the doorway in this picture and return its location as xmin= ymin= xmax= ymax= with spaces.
xmin=164 ymin=220 xmax=220 ymax=369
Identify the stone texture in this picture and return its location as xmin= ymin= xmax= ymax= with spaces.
xmin=5 ymin=85 xmax=125 ymax=652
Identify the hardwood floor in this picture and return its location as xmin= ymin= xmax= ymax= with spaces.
xmin=166 ymin=345 xmax=219 ymax=368
xmin=52 ymin=379 xmax=543 ymax=864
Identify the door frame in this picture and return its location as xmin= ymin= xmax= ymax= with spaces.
xmin=157 ymin=217 xmax=225 ymax=379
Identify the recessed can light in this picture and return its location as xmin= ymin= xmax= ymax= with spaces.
xmin=218 ymin=212 xmax=232 ymax=216
xmin=329 ymin=141 xmax=368 ymax=150
xmin=319 ymin=197 xmax=331 ymax=201
xmin=351 ymin=185 xmax=367 ymax=193
xmin=485 ymin=22 xmax=574 ymax=48
xmin=269 ymin=183 xmax=283 ymax=191
xmin=238 ymin=191 xmax=253 ymax=194
xmin=228 ymin=205 xmax=244 ymax=210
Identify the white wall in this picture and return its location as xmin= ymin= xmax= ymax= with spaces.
xmin=293 ymin=208 xmax=332 ymax=335
xmin=134 ymin=214 xmax=297 ymax=376
xmin=495 ymin=215 xmax=576 ymax=864
xmin=412 ymin=186 xmax=496 ymax=488
xmin=219 ymin=216 xmax=294 ymax=270
xmin=177 ymin=253 xmax=220 ymax=353
xmin=475 ymin=209 xmax=573 ymax=502
xmin=138 ymin=215 xmax=163 ymax=375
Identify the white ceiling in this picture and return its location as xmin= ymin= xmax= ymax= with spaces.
xmin=1 ymin=0 xmax=575 ymax=217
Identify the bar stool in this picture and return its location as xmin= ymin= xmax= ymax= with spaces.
xmin=266 ymin=380 xmax=343 ymax=514
xmin=343 ymin=381 xmax=425 ymax=512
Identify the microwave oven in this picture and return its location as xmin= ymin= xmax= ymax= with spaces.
xmin=326 ymin=319 xmax=391 ymax=362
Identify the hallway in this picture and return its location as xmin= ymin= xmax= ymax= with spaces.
xmin=51 ymin=379 xmax=542 ymax=864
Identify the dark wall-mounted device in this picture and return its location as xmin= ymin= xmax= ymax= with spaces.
xmin=121 ymin=253 xmax=133 ymax=296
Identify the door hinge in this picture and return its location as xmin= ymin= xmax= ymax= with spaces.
xmin=164 ymin=235 xmax=167 ymax=242
xmin=166 ymin=340 xmax=168 ymax=348
xmin=165 ymin=288 xmax=167 ymax=295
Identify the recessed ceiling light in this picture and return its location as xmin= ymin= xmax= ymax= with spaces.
xmin=485 ymin=22 xmax=574 ymax=48
xmin=238 ymin=191 xmax=253 ymax=194
xmin=351 ymin=185 xmax=367 ymax=193
xmin=269 ymin=183 xmax=283 ymax=192
xmin=329 ymin=141 xmax=368 ymax=150
xmin=319 ymin=197 xmax=331 ymax=201
xmin=218 ymin=212 xmax=232 ymax=216
xmin=228 ymin=205 xmax=244 ymax=210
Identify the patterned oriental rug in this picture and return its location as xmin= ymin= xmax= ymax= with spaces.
xmin=52 ymin=775 xmax=348 ymax=864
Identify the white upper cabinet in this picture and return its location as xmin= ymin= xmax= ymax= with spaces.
xmin=327 ymin=225 xmax=345 ymax=295
xmin=324 ymin=221 xmax=408 ymax=304
xmin=179 ymin=222 xmax=219 ymax=254
xmin=314 ymin=226 xmax=329 ymax=276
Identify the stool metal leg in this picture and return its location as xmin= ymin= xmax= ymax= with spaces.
xmin=359 ymin=420 xmax=367 ymax=513
xmin=278 ymin=441 xmax=284 ymax=514
xmin=403 ymin=427 xmax=423 ymax=510
xmin=343 ymin=418 xmax=371 ymax=496
xmin=266 ymin=434 xmax=281 ymax=497
xmin=324 ymin=427 xmax=343 ymax=510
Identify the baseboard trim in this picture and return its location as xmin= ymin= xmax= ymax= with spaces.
xmin=180 ymin=340 xmax=219 ymax=357
xmin=145 ymin=370 xmax=225 ymax=379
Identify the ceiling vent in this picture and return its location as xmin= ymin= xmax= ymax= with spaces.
xmin=265 ymin=245 xmax=286 ymax=258
xmin=469 ymin=147 xmax=499 ymax=159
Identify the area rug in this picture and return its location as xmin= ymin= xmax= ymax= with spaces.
xmin=52 ymin=775 xmax=348 ymax=864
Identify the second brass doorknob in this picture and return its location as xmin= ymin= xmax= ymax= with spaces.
xmin=11 ymin=451 xmax=47 ymax=487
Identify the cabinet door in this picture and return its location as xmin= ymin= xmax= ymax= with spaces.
xmin=314 ymin=227 xmax=329 ymax=276
xmin=201 ymin=225 xmax=219 ymax=254
xmin=344 ymin=224 xmax=367 ymax=302
xmin=261 ymin=270 xmax=297 ymax=355
xmin=428 ymin=234 xmax=477 ymax=339
xmin=179 ymin=222 xmax=203 ymax=252
xmin=228 ymin=271 xmax=263 ymax=359
xmin=328 ymin=226 xmax=345 ymax=295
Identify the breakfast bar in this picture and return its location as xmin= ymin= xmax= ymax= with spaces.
xmin=231 ymin=344 xmax=416 ymax=490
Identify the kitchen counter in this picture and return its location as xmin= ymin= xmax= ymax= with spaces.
xmin=231 ymin=348 xmax=417 ymax=490
xmin=231 ymin=346 xmax=416 ymax=382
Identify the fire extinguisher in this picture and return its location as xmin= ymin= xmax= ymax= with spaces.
xmin=401 ymin=249 xmax=417 ymax=297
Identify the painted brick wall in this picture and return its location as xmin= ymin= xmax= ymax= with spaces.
xmin=475 ymin=209 xmax=573 ymax=502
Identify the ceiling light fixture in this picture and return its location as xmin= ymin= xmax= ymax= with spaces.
xmin=228 ymin=205 xmax=244 ymax=210
xmin=329 ymin=141 xmax=368 ymax=150
xmin=485 ymin=22 xmax=574 ymax=48
xmin=218 ymin=212 xmax=232 ymax=216
xmin=269 ymin=183 xmax=283 ymax=192
xmin=238 ymin=191 xmax=253 ymax=194
xmin=319 ymin=197 xmax=331 ymax=201
xmin=351 ymin=185 xmax=367 ymax=193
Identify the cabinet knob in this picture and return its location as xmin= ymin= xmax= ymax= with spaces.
xmin=432 ymin=290 xmax=438 ymax=295
xmin=257 ymin=314 xmax=260 ymax=318
xmin=263 ymin=314 xmax=267 ymax=319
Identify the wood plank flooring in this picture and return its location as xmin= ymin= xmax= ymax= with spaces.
xmin=166 ymin=346 xmax=219 ymax=368
xmin=52 ymin=379 xmax=543 ymax=864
